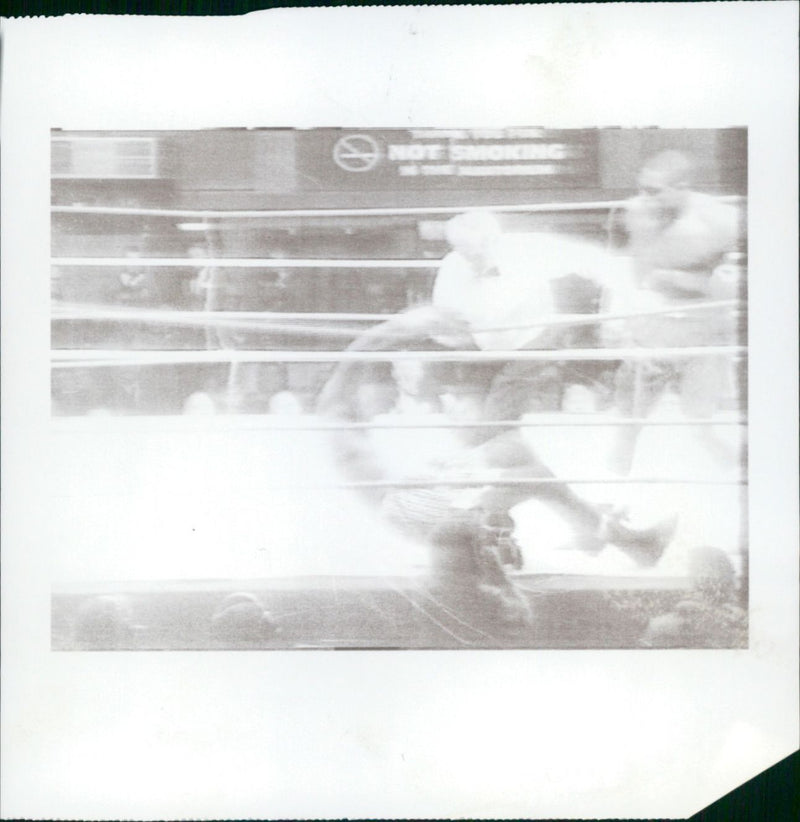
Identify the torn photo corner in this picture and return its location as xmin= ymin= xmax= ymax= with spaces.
xmin=2 ymin=4 xmax=798 ymax=820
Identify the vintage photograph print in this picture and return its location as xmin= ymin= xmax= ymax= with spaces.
xmin=50 ymin=127 xmax=748 ymax=650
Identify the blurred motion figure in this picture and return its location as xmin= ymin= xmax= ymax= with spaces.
xmin=606 ymin=150 xmax=744 ymax=474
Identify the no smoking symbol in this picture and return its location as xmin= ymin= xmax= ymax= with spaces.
xmin=332 ymin=134 xmax=382 ymax=173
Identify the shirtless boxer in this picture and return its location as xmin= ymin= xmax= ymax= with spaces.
xmin=606 ymin=150 xmax=744 ymax=474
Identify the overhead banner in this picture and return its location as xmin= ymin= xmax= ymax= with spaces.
xmin=297 ymin=128 xmax=599 ymax=190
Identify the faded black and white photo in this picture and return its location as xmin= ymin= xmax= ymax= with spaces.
xmin=50 ymin=127 xmax=749 ymax=650
xmin=2 ymin=6 xmax=797 ymax=820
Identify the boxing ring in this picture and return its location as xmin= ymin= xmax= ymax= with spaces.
xmin=49 ymin=197 xmax=748 ymax=650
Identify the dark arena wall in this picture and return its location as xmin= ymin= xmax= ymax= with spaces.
xmin=52 ymin=126 xmax=747 ymax=209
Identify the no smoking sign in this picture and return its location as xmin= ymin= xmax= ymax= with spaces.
xmin=332 ymin=134 xmax=382 ymax=173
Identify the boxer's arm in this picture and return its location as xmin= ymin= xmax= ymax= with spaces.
xmin=316 ymin=308 xmax=464 ymax=420
xmin=635 ymin=196 xmax=741 ymax=295
xmin=317 ymin=311 xmax=458 ymax=485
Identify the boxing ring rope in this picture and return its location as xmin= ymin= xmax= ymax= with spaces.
xmin=51 ymin=195 xmax=745 ymax=352
xmin=53 ymin=304 xmax=391 ymax=324
xmin=48 ymin=414 xmax=746 ymax=430
xmin=51 ymin=298 xmax=743 ymax=338
xmin=51 ymin=345 xmax=747 ymax=366
xmin=119 ymin=475 xmax=741 ymax=491
xmin=51 ymin=194 xmax=745 ymax=219
xmin=333 ymin=477 xmax=746 ymax=490
xmin=52 ymin=257 xmax=441 ymax=269
xmin=52 ymin=304 xmax=387 ymax=341
xmin=51 ymin=338 xmax=747 ymax=440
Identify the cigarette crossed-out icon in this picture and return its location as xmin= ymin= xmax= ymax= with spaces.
xmin=332 ymin=134 xmax=382 ymax=172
